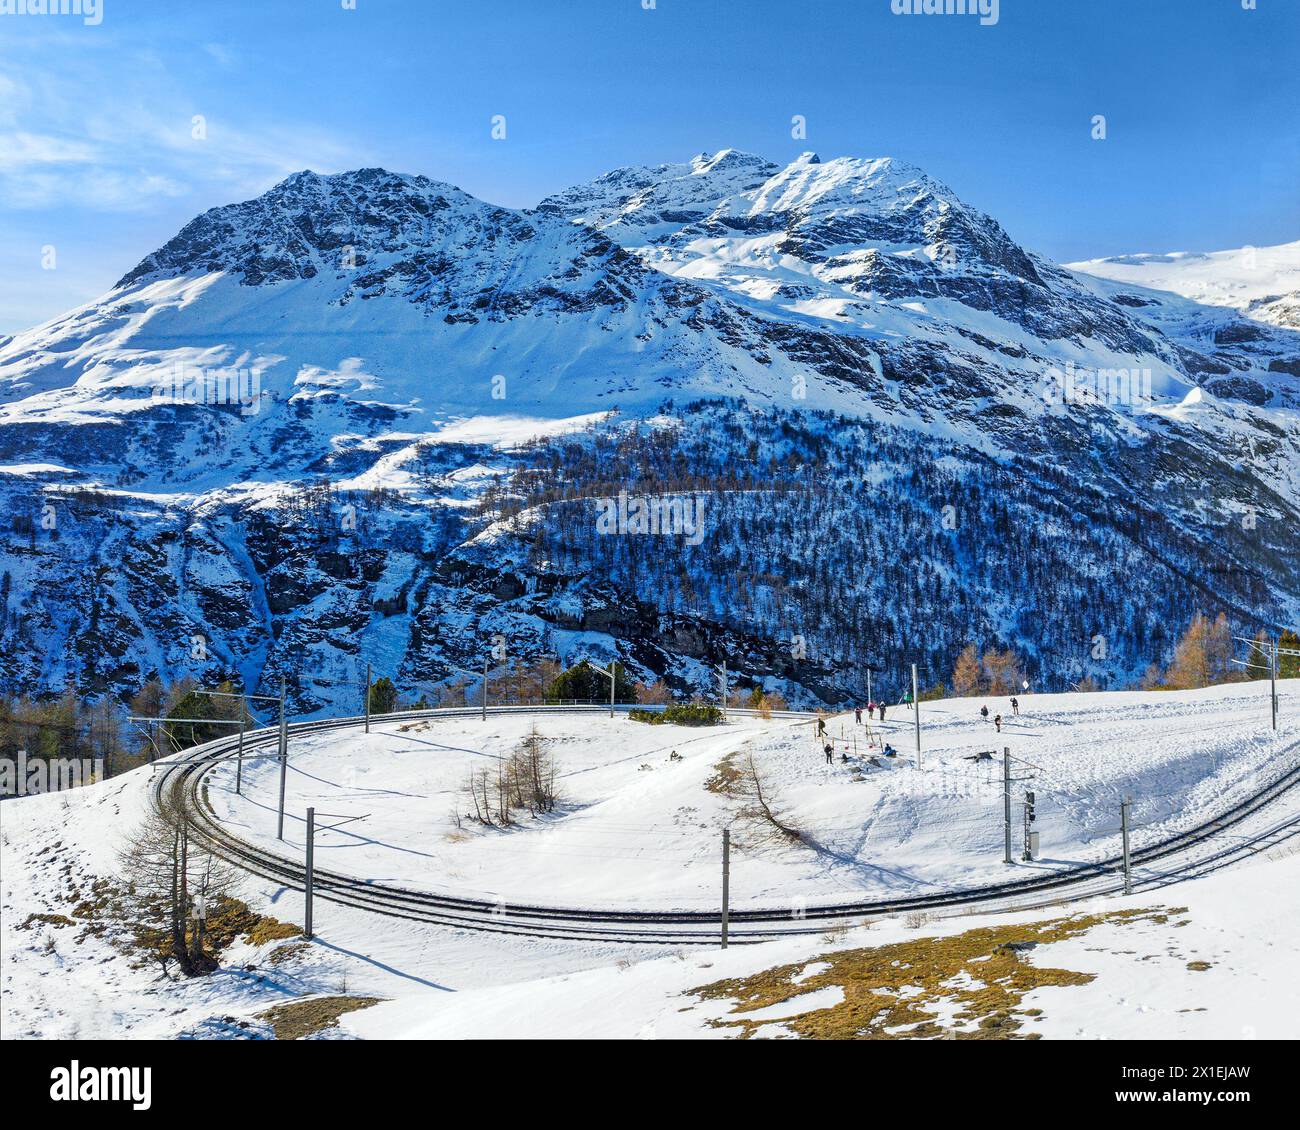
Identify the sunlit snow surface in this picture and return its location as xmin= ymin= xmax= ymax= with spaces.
xmin=4 ymin=683 xmax=1299 ymax=1039
xmin=208 ymin=683 xmax=1297 ymax=909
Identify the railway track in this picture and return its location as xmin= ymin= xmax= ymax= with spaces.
xmin=153 ymin=705 xmax=1300 ymax=944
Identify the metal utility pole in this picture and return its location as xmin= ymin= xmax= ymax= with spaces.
xmin=301 ymin=809 xmax=366 ymax=941
xmin=1271 ymin=635 xmax=1278 ymax=733
xmin=866 ymin=669 xmax=872 ymax=708
xmin=365 ymin=661 xmax=372 ymax=734
xmin=305 ymin=806 xmax=315 ymax=939
xmin=721 ymin=828 xmax=730 ymax=949
xmin=1002 ymin=746 xmax=1013 ymax=865
xmin=592 ymin=663 xmax=617 ymax=718
xmin=1120 ymin=796 xmax=1132 ymax=895
xmin=1232 ymin=634 xmax=1297 ymax=733
xmin=482 ymin=654 xmax=488 ymax=722
xmin=718 ymin=661 xmax=728 ymax=719
xmin=235 ymin=717 xmax=245 ymax=795
xmin=912 ymin=662 xmax=921 ymax=769
xmin=276 ymin=678 xmax=288 ymax=841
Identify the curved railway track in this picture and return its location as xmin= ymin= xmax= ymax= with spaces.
xmin=153 ymin=705 xmax=1300 ymax=944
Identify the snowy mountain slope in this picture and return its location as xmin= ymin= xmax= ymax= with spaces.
xmin=1070 ymin=240 xmax=1300 ymax=330
xmin=548 ymin=151 xmax=1189 ymax=375
xmin=1 ymin=153 xmax=1299 ymax=709
xmin=0 ymin=167 xmax=851 ymax=480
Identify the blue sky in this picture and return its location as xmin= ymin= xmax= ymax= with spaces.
xmin=1 ymin=0 xmax=1296 ymax=333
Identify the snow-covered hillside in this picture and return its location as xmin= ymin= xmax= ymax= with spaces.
xmin=3 ymin=686 xmax=1298 ymax=1040
xmin=2 ymin=153 xmax=1299 ymax=709
xmin=344 ymin=849 xmax=1300 ymax=1040
xmin=214 ymin=683 xmax=1295 ymax=909
xmin=1071 ymin=240 xmax=1300 ymax=330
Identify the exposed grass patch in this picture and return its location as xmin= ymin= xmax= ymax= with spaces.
xmin=255 ymin=996 xmax=382 ymax=1040
xmin=267 ymin=941 xmax=310 ymax=967
xmin=693 ymin=908 xmax=1174 ymax=1040
xmin=18 ymin=912 xmax=76 ymax=929
xmin=237 ymin=909 xmax=304 ymax=948
xmin=704 ymin=752 xmax=744 ymax=796
xmin=1186 ymin=960 xmax=1213 ymax=972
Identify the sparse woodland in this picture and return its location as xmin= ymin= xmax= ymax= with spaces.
xmin=463 ymin=726 xmax=559 ymax=828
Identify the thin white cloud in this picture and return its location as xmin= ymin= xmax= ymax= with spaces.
xmin=0 ymin=42 xmax=373 ymax=213
xmin=0 ymin=131 xmax=97 ymax=171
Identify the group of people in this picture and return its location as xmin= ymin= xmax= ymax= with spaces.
xmin=854 ymin=702 xmax=888 ymax=724
xmin=820 ymin=687 xmax=1027 ymax=765
xmin=979 ymin=697 xmax=1021 ymax=733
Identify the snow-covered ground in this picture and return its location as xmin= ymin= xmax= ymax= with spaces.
xmin=211 ymin=682 xmax=1297 ymax=909
xmin=1070 ymin=240 xmax=1300 ymax=327
xmin=344 ymin=845 xmax=1300 ymax=1040
xmin=3 ymin=682 xmax=1298 ymax=1040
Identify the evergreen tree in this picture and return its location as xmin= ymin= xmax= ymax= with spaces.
xmin=368 ymin=676 xmax=398 ymax=715
xmin=1279 ymin=629 xmax=1300 ymax=679
xmin=546 ymin=659 xmax=636 ymax=704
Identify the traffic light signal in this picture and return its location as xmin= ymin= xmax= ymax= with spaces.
xmin=1025 ymin=790 xmax=1036 ymax=822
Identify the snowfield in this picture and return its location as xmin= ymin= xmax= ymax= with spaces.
xmin=209 ymin=683 xmax=1297 ymax=909
xmin=1070 ymin=239 xmax=1300 ymax=329
xmin=340 ymin=846 xmax=1300 ymax=1041
xmin=3 ymin=682 xmax=1299 ymax=1040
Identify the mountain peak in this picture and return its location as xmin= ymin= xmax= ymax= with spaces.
xmin=115 ymin=166 xmax=494 ymax=289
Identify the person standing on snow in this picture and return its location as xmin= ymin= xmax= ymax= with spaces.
xmin=1010 ymin=696 xmax=1020 ymax=717
xmin=994 ymin=713 xmax=1003 ymax=733
xmin=824 ymin=742 xmax=834 ymax=765
xmin=817 ymin=717 xmax=827 ymax=737
xmin=879 ymin=702 xmax=887 ymax=723
xmin=855 ymin=706 xmax=862 ymax=725
xmin=980 ymin=705 xmax=989 ymax=722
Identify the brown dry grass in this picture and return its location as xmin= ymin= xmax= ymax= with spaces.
xmin=704 ymin=752 xmax=744 ymax=796
xmin=692 ymin=907 xmax=1186 ymax=1039
xmin=255 ymin=995 xmax=382 ymax=1040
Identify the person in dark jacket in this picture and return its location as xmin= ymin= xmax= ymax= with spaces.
xmin=980 ymin=705 xmax=990 ymax=722
xmin=824 ymin=742 xmax=834 ymax=765
xmin=994 ymin=713 xmax=1003 ymax=733
xmin=1010 ymin=696 xmax=1020 ymax=717
xmin=879 ymin=703 xmax=887 ymax=722
xmin=855 ymin=706 xmax=862 ymax=725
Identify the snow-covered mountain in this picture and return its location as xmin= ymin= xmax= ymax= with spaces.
xmin=2 ymin=153 xmax=1298 ymax=710
xmin=1070 ymin=240 xmax=1300 ymax=330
